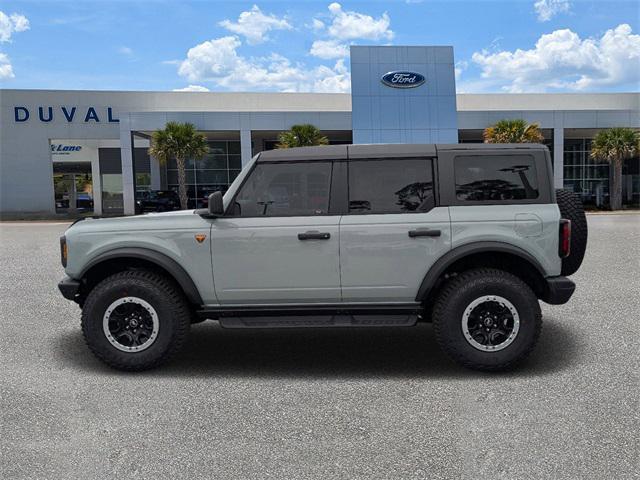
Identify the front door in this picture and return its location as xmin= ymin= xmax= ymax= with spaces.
xmin=339 ymin=157 xmax=451 ymax=303
xmin=211 ymin=160 xmax=341 ymax=305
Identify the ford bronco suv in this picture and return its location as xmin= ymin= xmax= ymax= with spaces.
xmin=58 ymin=144 xmax=587 ymax=372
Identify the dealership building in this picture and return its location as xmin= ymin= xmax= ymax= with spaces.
xmin=1 ymin=45 xmax=638 ymax=216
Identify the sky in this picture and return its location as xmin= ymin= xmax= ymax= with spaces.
xmin=0 ymin=0 xmax=638 ymax=93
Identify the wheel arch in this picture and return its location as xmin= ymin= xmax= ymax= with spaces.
xmin=78 ymin=247 xmax=203 ymax=306
xmin=416 ymin=242 xmax=548 ymax=302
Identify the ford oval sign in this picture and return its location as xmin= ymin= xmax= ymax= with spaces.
xmin=381 ymin=71 xmax=425 ymax=89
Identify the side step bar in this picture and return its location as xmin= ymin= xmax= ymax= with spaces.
xmin=196 ymin=303 xmax=423 ymax=329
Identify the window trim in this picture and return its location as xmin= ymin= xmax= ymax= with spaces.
xmin=223 ymin=159 xmax=338 ymax=219
xmin=344 ymin=157 xmax=438 ymax=216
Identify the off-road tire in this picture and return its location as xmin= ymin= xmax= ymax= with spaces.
xmin=556 ymin=188 xmax=588 ymax=276
xmin=433 ymin=268 xmax=542 ymax=371
xmin=81 ymin=270 xmax=191 ymax=371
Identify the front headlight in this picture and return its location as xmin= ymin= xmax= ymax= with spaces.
xmin=60 ymin=236 xmax=67 ymax=267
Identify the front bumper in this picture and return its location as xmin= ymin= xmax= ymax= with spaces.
xmin=542 ymin=276 xmax=575 ymax=305
xmin=58 ymin=276 xmax=81 ymax=302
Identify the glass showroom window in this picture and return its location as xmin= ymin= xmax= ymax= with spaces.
xmin=563 ymin=138 xmax=610 ymax=208
xmin=166 ymin=141 xmax=242 ymax=208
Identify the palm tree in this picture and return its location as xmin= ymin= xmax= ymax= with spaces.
xmin=277 ymin=124 xmax=329 ymax=149
xmin=590 ymin=127 xmax=640 ymax=210
xmin=148 ymin=122 xmax=209 ymax=210
xmin=483 ymin=119 xmax=544 ymax=144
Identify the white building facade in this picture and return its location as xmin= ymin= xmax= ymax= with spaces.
xmin=1 ymin=46 xmax=638 ymax=217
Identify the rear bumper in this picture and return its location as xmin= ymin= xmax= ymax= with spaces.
xmin=542 ymin=276 xmax=575 ymax=305
xmin=58 ymin=276 xmax=81 ymax=302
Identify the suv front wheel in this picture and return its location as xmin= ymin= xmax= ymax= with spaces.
xmin=432 ymin=268 xmax=542 ymax=371
xmin=81 ymin=270 xmax=191 ymax=371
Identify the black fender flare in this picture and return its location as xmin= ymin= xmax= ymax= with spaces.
xmin=415 ymin=241 xmax=547 ymax=302
xmin=80 ymin=247 xmax=203 ymax=305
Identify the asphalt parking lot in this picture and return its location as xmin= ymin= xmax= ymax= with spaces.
xmin=1 ymin=214 xmax=638 ymax=479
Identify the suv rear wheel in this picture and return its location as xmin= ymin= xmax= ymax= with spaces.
xmin=432 ymin=268 xmax=542 ymax=371
xmin=81 ymin=270 xmax=191 ymax=371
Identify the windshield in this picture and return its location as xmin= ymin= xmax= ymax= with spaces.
xmin=222 ymin=154 xmax=258 ymax=210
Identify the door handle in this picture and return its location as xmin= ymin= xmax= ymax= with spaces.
xmin=408 ymin=228 xmax=441 ymax=238
xmin=298 ymin=230 xmax=331 ymax=240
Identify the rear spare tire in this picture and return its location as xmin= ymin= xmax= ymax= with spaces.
xmin=556 ymin=188 xmax=588 ymax=276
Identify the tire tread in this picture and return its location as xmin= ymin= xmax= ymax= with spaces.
xmin=556 ymin=188 xmax=588 ymax=276
xmin=81 ymin=269 xmax=191 ymax=371
xmin=432 ymin=268 xmax=542 ymax=371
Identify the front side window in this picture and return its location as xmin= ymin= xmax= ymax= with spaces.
xmin=348 ymin=158 xmax=435 ymax=214
xmin=455 ymin=155 xmax=539 ymax=201
xmin=232 ymin=161 xmax=332 ymax=217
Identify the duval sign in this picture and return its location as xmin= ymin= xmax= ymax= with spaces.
xmin=381 ymin=71 xmax=426 ymax=89
xmin=14 ymin=106 xmax=119 ymax=123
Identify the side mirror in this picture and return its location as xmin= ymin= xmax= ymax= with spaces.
xmin=208 ymin=191 xmax=224 ymax=216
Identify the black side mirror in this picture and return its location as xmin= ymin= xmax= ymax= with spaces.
xmin=208 ymin=191 xmax=224 ymax=216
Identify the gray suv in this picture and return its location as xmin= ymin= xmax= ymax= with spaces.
xmin=58 ymin=144 xmax=587 ymax=372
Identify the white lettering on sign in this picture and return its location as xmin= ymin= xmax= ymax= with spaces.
xmin=392 ymin=73 xmax=417 ymax=84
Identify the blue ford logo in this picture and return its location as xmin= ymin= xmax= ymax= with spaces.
xmin=381 ymin=71 xmax=426 ymax=89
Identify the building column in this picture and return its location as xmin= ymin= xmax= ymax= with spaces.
xmin=119 ymin=117 xmax=136 ymax=215
xmin=91 ymin=151 xmax=102 ymax=216
xmin=553 ymin=127 xmax=564 ymax=189
xmin=150 ymin=155 xmax=161 ymax=190
xmin=240 ymin=129 xmax=252 ymax=168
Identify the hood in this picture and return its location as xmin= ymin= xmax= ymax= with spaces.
xmin=66 ymin=209 xmax=203 ymax=235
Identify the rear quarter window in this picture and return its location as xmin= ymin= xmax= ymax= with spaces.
xmin=454 ymin=155 xmax=539 ymax=201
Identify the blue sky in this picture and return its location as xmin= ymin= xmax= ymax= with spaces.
xmin=0 ymin=0 xmax=638 ymax=93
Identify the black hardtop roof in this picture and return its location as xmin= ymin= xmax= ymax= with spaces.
xmin=256 ymin=143 xmax=547 ymax=162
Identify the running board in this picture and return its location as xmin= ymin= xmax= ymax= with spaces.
xmin=197 ymin=303 xmax=422 ymax=329
xmin=219 ymin=315 xmax=418 ymax=329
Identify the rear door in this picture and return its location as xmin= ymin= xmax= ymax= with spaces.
xmin=210 ymin=157 xmax=343 ymax=305
xmin=339 ymin=147 xmax=451 ymax=303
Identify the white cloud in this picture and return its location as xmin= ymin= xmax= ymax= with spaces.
xmin=177 ymin=35 xmax=350 ymax=93
xmin=312 ymin=59 xmax=350 ymax=93
xmin=178 ymin=36 xmax=243 ymax=82
xmin=173 ymin=85 xmax=210 ymax=92
xmin=0 ymin=52 xmax=14 ymax=79
xmin=0 ymin=11 xmax=29 ymax=42
xmin=118 ymin=46 xmax=133 ymax=56
xmin=310 ymin=39 xmax=349 ymax=60
xmin=471 ymin=24 xmax=640 ymax=92
xmin=219 ymin=5 xmax=291 ymax=45
xmin=324 ymin=3 xmax=393 ymax=41
xmin=308 ymin=3 xmax=393 ymax=59
xmin=534 ymin=0 xmax=570 ymax=22
xmin=311 ymin=18 xmax=325 ymax=31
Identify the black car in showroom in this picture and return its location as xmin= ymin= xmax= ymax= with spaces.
xmin=136 ymin=190 xmax=180 ymax=213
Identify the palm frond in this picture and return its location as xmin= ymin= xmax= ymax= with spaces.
xmin=277 ymin=124 xmax=329 ymax=149
xmin=590 ymin=127 xmax=640 ymax=166
xmin=483 ymin=119 xmax=544 ymax=144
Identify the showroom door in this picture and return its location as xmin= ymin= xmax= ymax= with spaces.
xmin=52 ymin=162 xmax=94 ymax=214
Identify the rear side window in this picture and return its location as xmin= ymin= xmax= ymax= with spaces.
xmin=454 ymin=155 xmax=539 ymax=201
xmin=348 ymin=158 xmax=435 ymax=214
xmin=232 ymin=161 xmax=332 ymax=217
